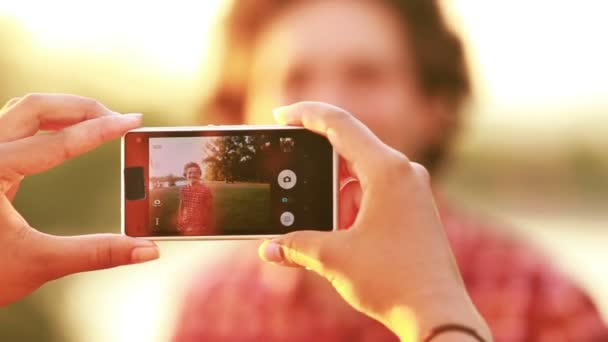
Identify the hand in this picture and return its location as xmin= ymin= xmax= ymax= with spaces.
xmin=0 ymin=94 xmax=159 ymax=307
xmin=259 ymin=102 xmax=491 ymax=341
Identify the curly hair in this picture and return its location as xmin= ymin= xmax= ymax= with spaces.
xmin=182 ymin=162 xmax=202 ymax=178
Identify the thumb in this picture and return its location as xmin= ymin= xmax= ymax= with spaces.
xmin=339 ymin=177 xmax=361 ymax=229
xmin=258 ymin=230 xmax=341 ymax=276
xmin=36 ymin=233 xmax=159 ymax=281
xmin=6 ymin=182 xmax=21 ymax=202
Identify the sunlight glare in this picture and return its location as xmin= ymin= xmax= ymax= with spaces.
xmin=0 ymin=0 xmax=224 ymax=75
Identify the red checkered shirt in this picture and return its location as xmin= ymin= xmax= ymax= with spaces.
xmin=178 ymin=183 xmax=213 ymax=235
xmin=172 ymin=203 xmax=608 ymax=341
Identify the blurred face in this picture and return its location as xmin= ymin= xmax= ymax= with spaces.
xmin=244 ymin=0 xmax=447 ymax=162
xmin=185 ymin=167 xmax=201 ymax=184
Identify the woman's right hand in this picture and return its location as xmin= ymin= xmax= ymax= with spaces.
xmin=259 ymin=102 xmax=491 ymax=341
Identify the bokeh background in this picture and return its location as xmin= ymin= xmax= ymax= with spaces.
xmin=1 ymin=1 xmax=606 ymax=341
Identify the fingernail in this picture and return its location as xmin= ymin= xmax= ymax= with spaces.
xmin=133 ymin=238 xmax=156 ymax=247
xmin=131 ymin=246 xmax=159 ymax=264
xmin=121 ymin=113 xmax=144 ymax=120
xmin=272 ymin=107 xmax=289 ymax=124
xmin=261 ymin=241 xmax=284 ymax=263
xmin=326 ymin=128 xmax=337 ymax=143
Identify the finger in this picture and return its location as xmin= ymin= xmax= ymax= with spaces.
xmin=411 ymin=162 xmax=432 ymax=185
xmin=35 ymin=233 xmax=160 ymax=281
xmin=258 ymin=230 xmax=342 ymax=275
xmin=0 ymin=97 xmax=21 ymax=111
xmin=339 ymin=178 xmax=361 ymax=229
xmin=338 ymin=156 xmax=357 ymax=182
xmin=0 ymin=193 xmax=28 ymax=230
xmin=273 ymin=102 xmax=401 ymax=182
xmin=0 ymin=93 xmax=120 ymax=142
xmin=6 ymin=182 xmax=21 ymax=202
xmin=0 ymin=114 xmax=142 ymax=177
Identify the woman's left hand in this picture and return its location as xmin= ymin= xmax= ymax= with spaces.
xmin=0 ymin=94 xmax=159 ymax=307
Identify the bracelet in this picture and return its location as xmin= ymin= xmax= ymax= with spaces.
xmin=423 ymin=323 xmax=487 ymax=342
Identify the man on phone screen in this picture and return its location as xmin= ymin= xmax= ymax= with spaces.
xmin=177 ymin=162 xmax=214 ymax=235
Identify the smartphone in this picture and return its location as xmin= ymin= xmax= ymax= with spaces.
xmin=121 ymin=126 xmax=338 ymax=240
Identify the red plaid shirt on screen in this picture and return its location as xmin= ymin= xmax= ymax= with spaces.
xmin=172 ymin=203 xmax=608 ymax=342
xmin=177 ymin=183 xmax=213 ymax=235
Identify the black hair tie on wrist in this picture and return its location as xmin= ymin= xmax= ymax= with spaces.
xmin=424 ymin=323 xmax=487 ymax=342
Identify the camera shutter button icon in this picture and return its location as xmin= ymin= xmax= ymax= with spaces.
xmin=278 ymin=169 xmax=297 ymax=190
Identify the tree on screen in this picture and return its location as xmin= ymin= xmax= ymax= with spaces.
xmin=202 ymin=135 xmax=271 ymax=183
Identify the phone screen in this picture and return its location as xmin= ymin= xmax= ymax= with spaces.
xmin=123 ymin=127 xmax=336 ymax=238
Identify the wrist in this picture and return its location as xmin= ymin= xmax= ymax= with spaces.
xmin=384 ymin=288 xmax=491 ymax=342
xmin=430 ymin=330 xmax=486 ymax=342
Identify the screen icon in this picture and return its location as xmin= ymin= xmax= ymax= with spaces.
xmin=278 ymin=169 xmax=297 ymax=189
xmin=280 ymin=212 xmax=295 ymax=227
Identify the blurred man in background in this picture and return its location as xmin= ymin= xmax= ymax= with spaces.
xmin=172 ymin=0 xmax=608 ymax=341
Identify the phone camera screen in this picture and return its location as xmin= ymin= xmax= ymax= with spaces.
xmin=130 ymin=129 xmax=333 ymax=237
